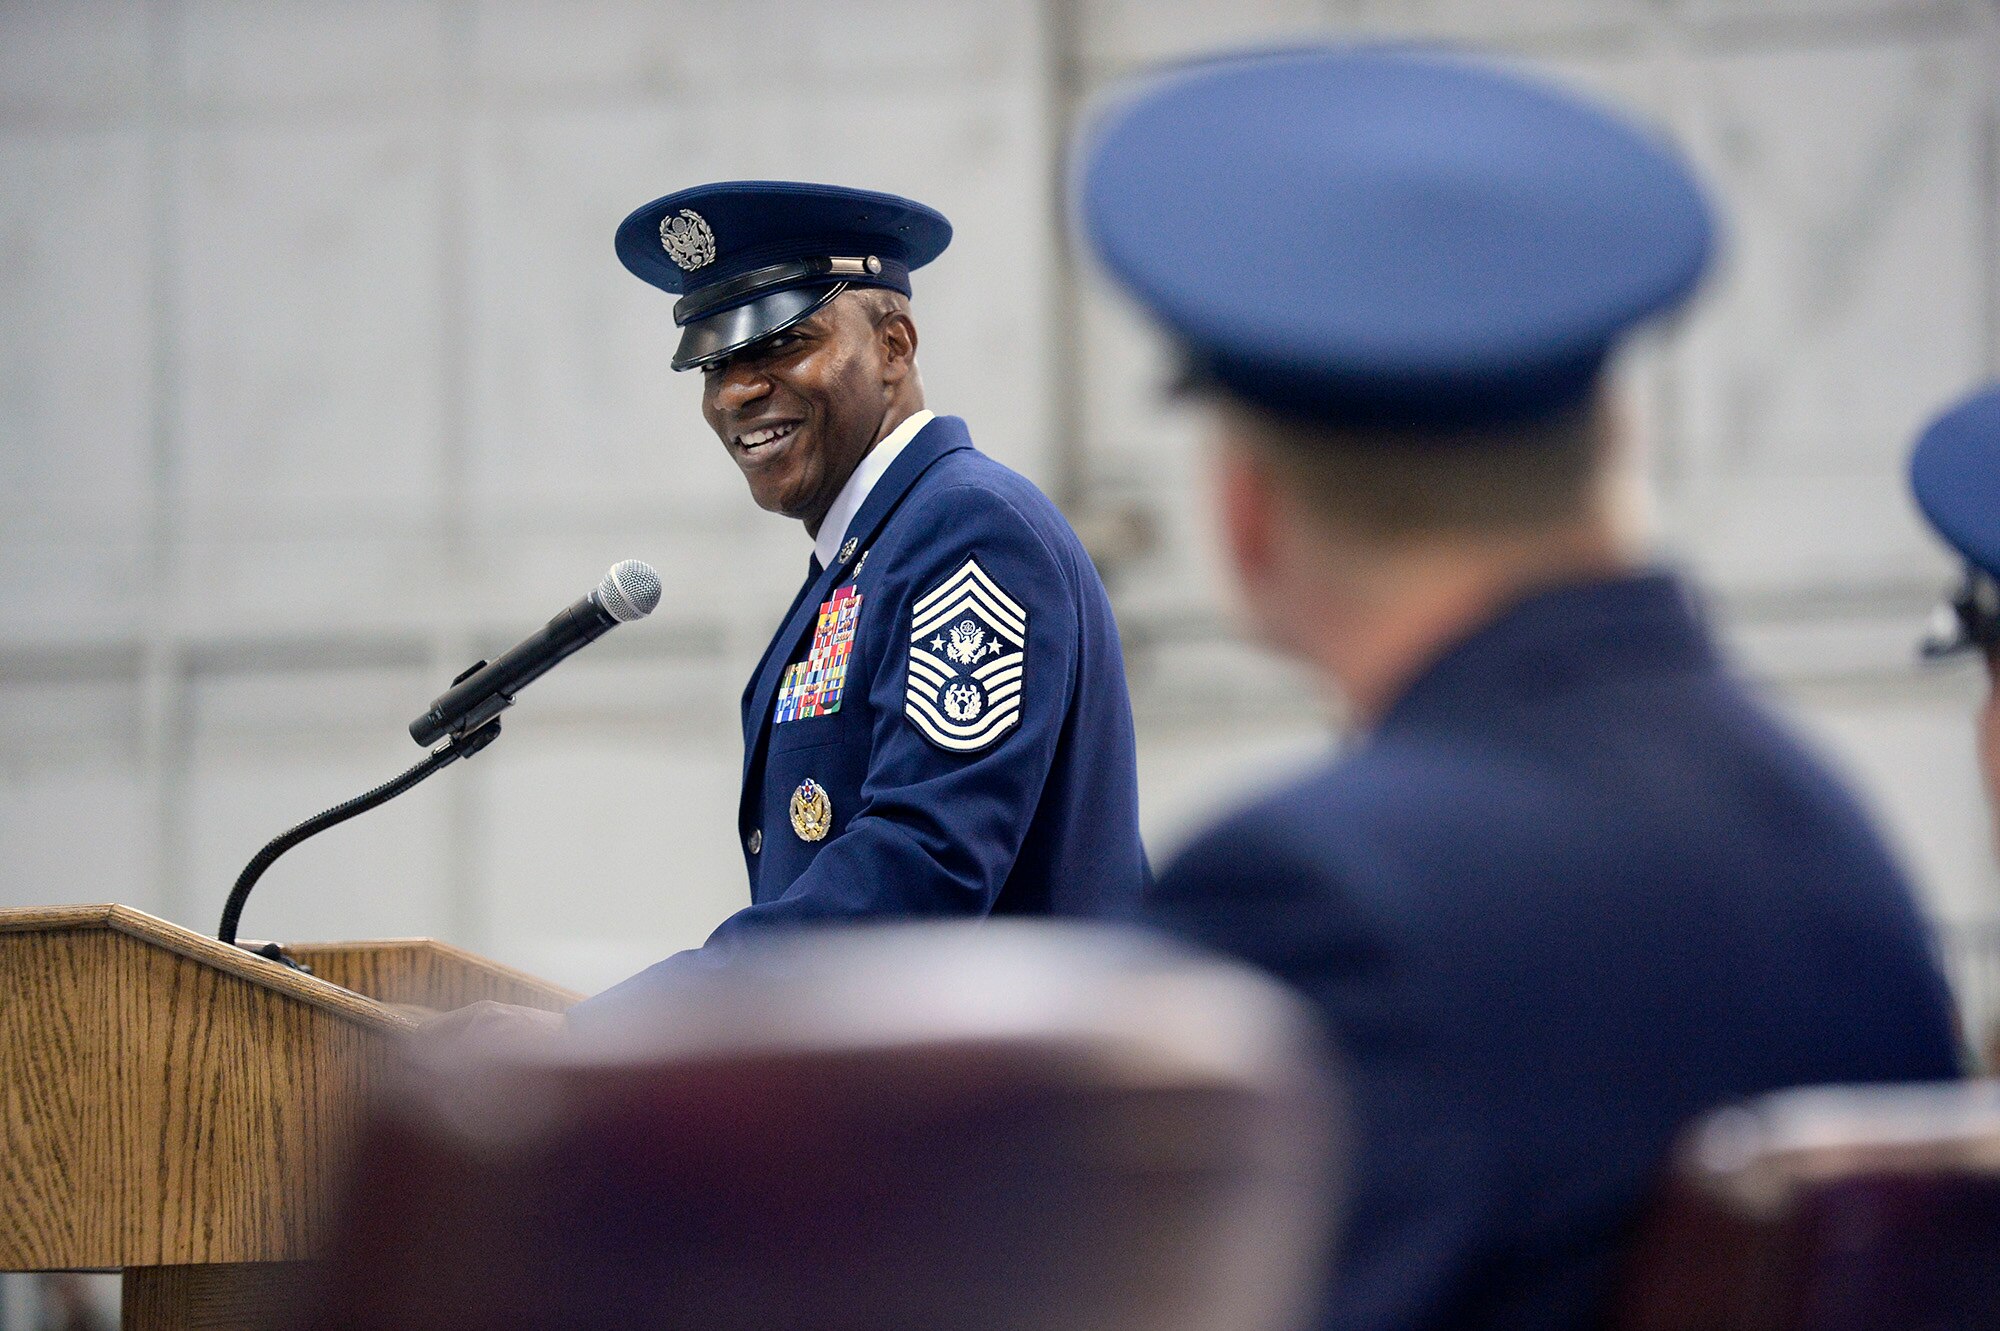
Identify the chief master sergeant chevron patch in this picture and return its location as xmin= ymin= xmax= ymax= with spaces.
xmin=906 ymin=557 xmax=1026 ymax=752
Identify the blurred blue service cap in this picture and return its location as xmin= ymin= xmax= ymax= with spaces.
xmin=1077 ymin=45 xmax=1716 ymax=429
xmin=617 ymin=181 xmax=951 ymax=371
xmin=1911 ymin=383 xmax=2000 ymax=580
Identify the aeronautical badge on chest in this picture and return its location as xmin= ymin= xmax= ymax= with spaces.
xmin=905 ymin=558 xmax=1025 ymax=752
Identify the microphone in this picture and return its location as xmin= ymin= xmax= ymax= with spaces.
xmin=410 ymin=560 xmax=662 ymax=746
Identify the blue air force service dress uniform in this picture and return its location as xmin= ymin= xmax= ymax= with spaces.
xmin=1080 ymin=47 xmax=1961 ymax=1331
xmin=579 ymin=183 xmax=1149 ymax=1012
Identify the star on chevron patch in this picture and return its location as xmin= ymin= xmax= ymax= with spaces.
xmin=906 ymin=558 xmax=1025 ymax=752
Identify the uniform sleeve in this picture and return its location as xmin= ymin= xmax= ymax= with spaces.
xmin=572 ymin=484 xmax=1080 ymax=1019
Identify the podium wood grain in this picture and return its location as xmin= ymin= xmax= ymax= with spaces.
xmin=0 ymin=903 xmax=578 ymax=1326
xmin=285 ymin=938 xmax=573 ymax=1014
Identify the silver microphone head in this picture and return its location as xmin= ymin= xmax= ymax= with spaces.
xmin=595 ymin=560 xmax=663 ymax=623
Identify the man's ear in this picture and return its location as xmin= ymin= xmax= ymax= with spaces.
xmin=1217 ymin=436 xmax=1279 ymax=598
xmin=878 ymin=308 xmax=919 ymax=385
xmin=1215 ymin=429 xmax=1319 ymax=659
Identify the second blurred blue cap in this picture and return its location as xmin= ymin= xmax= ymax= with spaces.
xmin=1078 ymin=46 xmax=1716 ymax=429
xmin=1911 ymin=384 xmax=2000 ymax=580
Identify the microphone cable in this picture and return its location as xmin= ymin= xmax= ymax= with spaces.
xmin=216 ymin=558 xmax=659 ymax=951
xmin=217 ymin=719 xmax=501 ymax=948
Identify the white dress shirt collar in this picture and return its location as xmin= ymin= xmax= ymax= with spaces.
xmin=813 ymin=409 xmax=936 ymax=568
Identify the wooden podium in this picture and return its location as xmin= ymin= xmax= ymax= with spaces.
xmin=0 ymin=903 xmax=578 ymax=1330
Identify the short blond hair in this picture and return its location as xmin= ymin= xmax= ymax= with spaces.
xmin=1234 ymin=393 xmax=1607 ymax=540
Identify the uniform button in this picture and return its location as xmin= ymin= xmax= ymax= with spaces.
xmin=747 ymin=828 xmax=763 ymax=855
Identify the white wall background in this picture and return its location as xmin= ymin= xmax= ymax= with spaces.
xmin=3 ymin=0 xmax=1997 ymax=1028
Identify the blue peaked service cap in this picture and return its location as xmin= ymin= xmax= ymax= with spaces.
xmin=1078 ymin=45 xmax=1716 ymax=429
xmin=617 ymin=181 xmax=952 ymax=371
xmin=1909 ymin=383 xmax=2000 ymax=657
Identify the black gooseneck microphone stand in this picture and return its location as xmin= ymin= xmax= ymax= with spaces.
xmin=217 ymin=662 xmax=506 ymax=951
xmin=214 ymin=560 xmax=660 ymax=956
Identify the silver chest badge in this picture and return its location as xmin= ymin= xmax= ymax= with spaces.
xmin=660 ymin=209 xmax=716 ymax=271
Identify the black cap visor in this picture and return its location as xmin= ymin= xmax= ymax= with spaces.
xmin=671 ymin=283 xmax=846 ymax=372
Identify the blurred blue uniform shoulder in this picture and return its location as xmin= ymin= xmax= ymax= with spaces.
xmin=1145 ymin=573 xmax=1961 ymax=1331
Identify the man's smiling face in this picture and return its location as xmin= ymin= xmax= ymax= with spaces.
xmin=700 ymin=292 xmax=901 ymax=537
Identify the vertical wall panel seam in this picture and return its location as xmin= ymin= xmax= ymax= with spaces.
xmin=1040 ymin=0 xmax=1086 ymax=513
xmin=436 ymin=1 xmax=481 ymax=949
xmin=437 ymin=0 xmax=474 ymax=562
xmin=144 ymin=0 xmax=193 ymax=925
xmin=1979 ymin=1 xmax=2000 ymax=378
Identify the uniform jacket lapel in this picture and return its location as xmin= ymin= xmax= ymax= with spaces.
xmin=738 ymin=415 xmax=975 ymax=799
xmin=740 ymin=561 xmax=823 ymax=750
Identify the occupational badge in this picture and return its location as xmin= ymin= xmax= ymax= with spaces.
xmin=906 ymin=558 xmax=1025 ymax=752
xmin=838 ymin=536 xmax=859 ymax=564
xmin=659 ymin=208 xmax=716 ymax=271
xmin=789 ymin=778 xmax=832 ymax=842
xmin=773 ymin=586 xmax=861 ymax=723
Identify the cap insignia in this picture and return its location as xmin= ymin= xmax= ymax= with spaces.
xmin=660 ymin=209 xmax=716 ymax=271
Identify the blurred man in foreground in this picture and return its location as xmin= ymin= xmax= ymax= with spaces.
xmin=1080 ymin=45 xmax=1961 ymax=1330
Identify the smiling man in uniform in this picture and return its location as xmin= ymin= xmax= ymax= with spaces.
xmin=566 ymin=181 xmax=1148 ymax=1013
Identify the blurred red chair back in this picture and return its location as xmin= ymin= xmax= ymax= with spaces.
xmin=1615 ymin=1080 xmax=2000 ymax=1331
xmin=290 ymin=924 xmax=1340 ymax=1331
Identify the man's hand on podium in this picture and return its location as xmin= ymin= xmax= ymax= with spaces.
xmin=417 ymin=1000 xmax=565 ymax=1053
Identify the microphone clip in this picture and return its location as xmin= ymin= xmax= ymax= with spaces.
xmin=432 ymin=658 xmax=514 ymax=742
